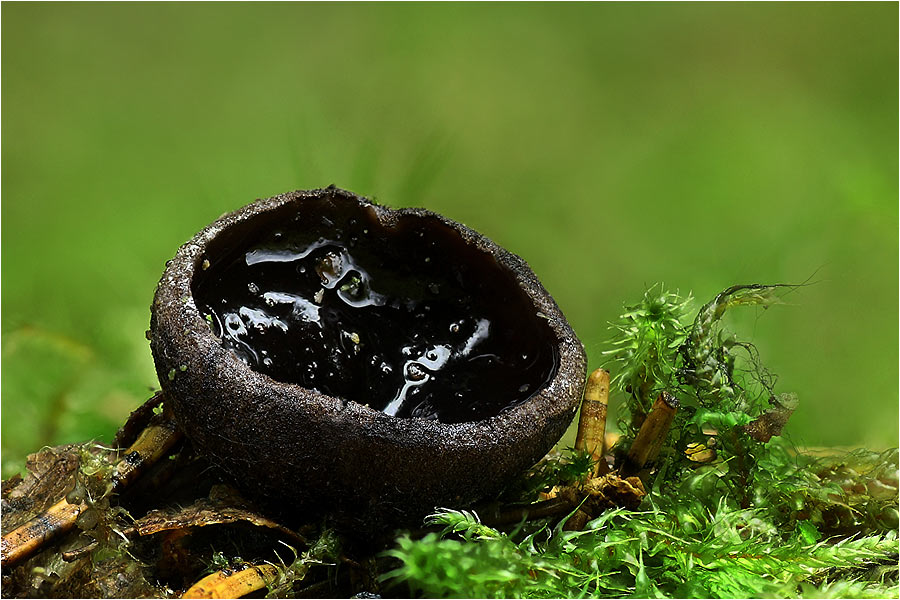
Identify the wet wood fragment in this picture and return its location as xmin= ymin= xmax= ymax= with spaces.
xmin=112 ymin=391 xmax=167 ymax=450
xmin=182 ymin=563 xmax=279 ymax=599
xmin=684 ymin=441 xmax=717 ymax=463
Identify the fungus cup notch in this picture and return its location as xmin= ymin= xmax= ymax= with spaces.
xmin=149 ymin=187 xmax=587 ymax=526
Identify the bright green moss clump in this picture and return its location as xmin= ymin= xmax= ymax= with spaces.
xmin=386 ymin=284 xmax=899 ymax=599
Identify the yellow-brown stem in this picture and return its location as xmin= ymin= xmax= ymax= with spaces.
xmin=112 ymin=409 xmax=183 ymax=489
xmin=574 ymin=369 xmax=610 ymax=476
xmin=182 ymin=564 xmax=279 ymax=599
xmin=0 ymin=498 xmax=83 ymax=568
xmin=622 ymin=391 xmax=678 ymax=476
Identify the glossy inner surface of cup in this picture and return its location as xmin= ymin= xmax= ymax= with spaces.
xmin=192 ymin=197 xmax=559 ymax=424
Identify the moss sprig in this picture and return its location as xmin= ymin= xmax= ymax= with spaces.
xmin=602 ymin=284 xmax=692 ymax=426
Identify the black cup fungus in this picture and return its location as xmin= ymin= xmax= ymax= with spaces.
xmin=150 ymin=187 xmax=587 ymax=526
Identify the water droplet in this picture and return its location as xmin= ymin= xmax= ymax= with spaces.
xmin=406 ymin=362 xmax=428 ymax=382
xmin=263 ymin=357 xmax=273 ymax=367
xmin=316 ymin=251 xmax=343 ymax=285
xmin=248 ymin=282 xmax=259 ymax=294
xmin=449 ymin=323 xmax=460 ymax=333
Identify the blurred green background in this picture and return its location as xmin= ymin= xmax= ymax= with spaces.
xmin=2 ymin=3 xmax=897 ymax=477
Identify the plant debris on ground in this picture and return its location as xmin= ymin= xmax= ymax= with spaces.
xmin=2 ymin=284 xmax=897 ymax=598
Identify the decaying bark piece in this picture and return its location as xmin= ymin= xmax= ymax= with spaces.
xmin=559 ymin=472 xmax=646 ymax=530
xmin=125 ymin=484 xmax=307 ymax=548
xmin=112 ymin=391 xmax=166 ymax=450
xmin=581 ymin=472 xmax=646 ymax=511
xmin=743 ymin=392 xmax=799 ymax=443
xmin=482 ymin=471 xmax=646 ymax=532
xmin=574 ymin=369 xmax=610 ymax=476
xmin=2 ymin=445 xmax=82 ymax=530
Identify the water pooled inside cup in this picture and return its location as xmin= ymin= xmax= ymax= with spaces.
xmin=193 ymin=200 xmax=559 ymax=424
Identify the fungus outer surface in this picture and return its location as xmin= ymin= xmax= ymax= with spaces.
xmin=193 ymin=197 xmax=559 ymax=424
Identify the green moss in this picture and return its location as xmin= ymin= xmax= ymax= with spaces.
xmin=386 ymin=284 xmax=900 ymax=599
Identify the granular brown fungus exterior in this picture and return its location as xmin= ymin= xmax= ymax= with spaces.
xmin=150 ymin=188 xmax=587 ymax=527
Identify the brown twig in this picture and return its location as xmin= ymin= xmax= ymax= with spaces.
xmin=621 ymin=391 xmax=678 ymax=477
xmin=574 ymin=369 xmax=610 ymax=476
xmin=181 ymin=564 xmax=279 ymax=599
xmin=60 ymin=540 xmax=99 ymax=562
xmin=477 ymin=496 xmax=578 ymax=526
xmin=112 ymin=405 xmax=183 ymax=489
xmin=0 ymin=396 xmax=182 ymax=569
